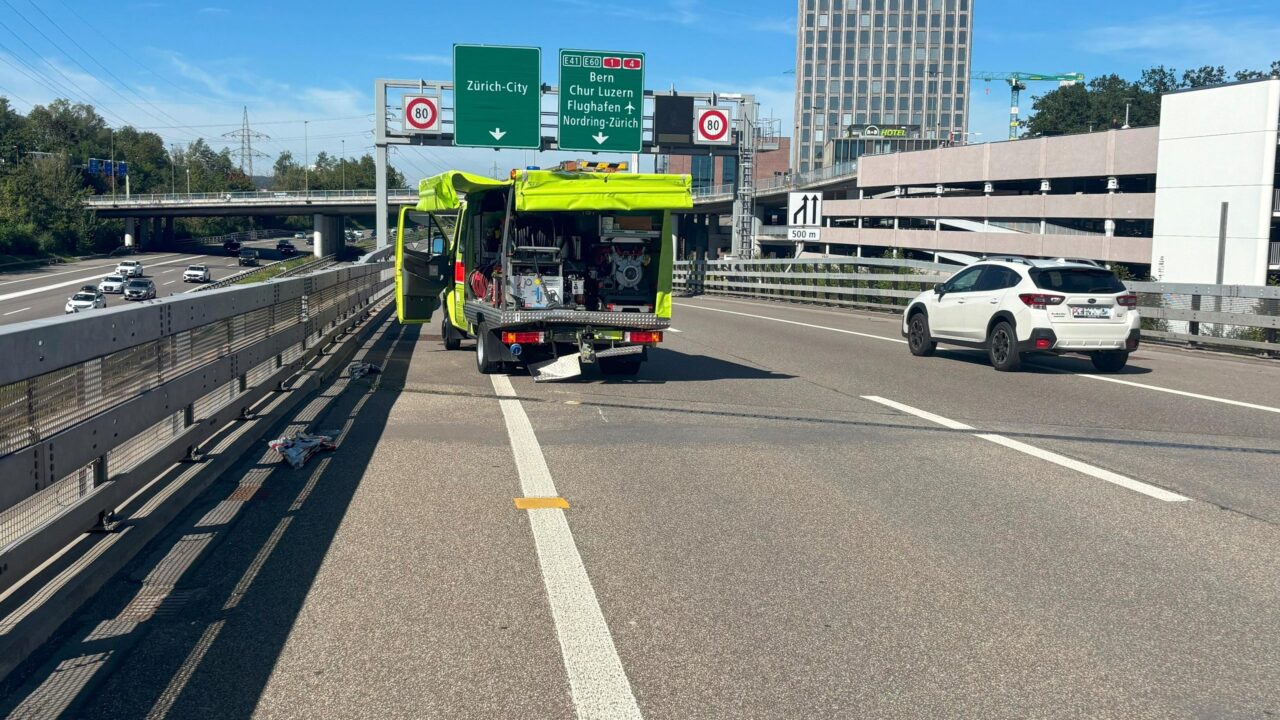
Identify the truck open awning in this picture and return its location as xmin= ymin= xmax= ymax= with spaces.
xmin=415 ymin=169 xmax=692 ymax=213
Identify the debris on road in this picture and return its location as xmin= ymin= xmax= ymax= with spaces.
xmin=348 ymin=361 xmax=381 ymax=380
xmin=268 ymin=432 xmax=336 ymax=468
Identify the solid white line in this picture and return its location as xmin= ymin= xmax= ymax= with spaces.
xmin=861 ymin=395 xmax=975 ymax=430
xmin=1075 ymin=373 xmax=1280 ymax=415
xmin=2 ymin=306 xmax=31 ymax=316
xmin=863 ymin=395 xmax=1189 ymax=502
xmin=675 ymin=302 xmax=907 ymax=344
xmin=976 ymin=433 xmax=1189 ymax=502
xmin=490 ymin=375 xmax=643 ymax=719
xmin=0 ymin=255 xmax=205 ymax=303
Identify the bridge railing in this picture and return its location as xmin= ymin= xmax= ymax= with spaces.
xmin=674 ymin=259 xmax=1280 ymax=352
xmin=0 ymin=262 xmax=393 ymax=599
xmin=85 ymin=189 xmax=418 ymax=207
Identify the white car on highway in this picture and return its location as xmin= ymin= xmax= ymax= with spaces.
xmin=65 ymin=291 xmax=106 ymax=313
xmin=115 ymin=259 xmax=144 ymax=277
xmin=903 ymin=258 xmax=1140 ymax=372
xmin=99 ymin=274 xmax=127 ymax=294
xmin=183 ymin=264 xmax=211 ymax=283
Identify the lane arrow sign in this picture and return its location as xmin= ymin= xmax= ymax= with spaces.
xmin=592 ymin=132 xmax=609 ymax=144
xmin=489 ymin=128 xmax=507 ymax=140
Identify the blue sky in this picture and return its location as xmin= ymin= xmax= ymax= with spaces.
xmin=2 ymin=0 xmax=1278 ymax=180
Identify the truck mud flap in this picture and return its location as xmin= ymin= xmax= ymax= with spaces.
xmin=528 ymin=354 xmax=582 ymax=382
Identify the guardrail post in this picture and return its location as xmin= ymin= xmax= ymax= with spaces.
xmin=91 ymin=455 xmax=108 ymax=489
xmin=1189 ymin=294 xmax=1201 ymax=339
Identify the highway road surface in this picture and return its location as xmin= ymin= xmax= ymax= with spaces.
xmin=1 ymin=295 xmax=1277 ymax=719
xmin=0 ymin=240 xmax=294 ymax=326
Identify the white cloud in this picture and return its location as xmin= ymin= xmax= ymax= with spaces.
xmin=1080 ymin=5 xmax=1280 ymax=72
xmin=198 ymin=6 xmax=229 ymax=13
xmin=752 ymin=18 xmax=797 ymax=35
xmin=398 ymin=54 xmax=451 ymax=65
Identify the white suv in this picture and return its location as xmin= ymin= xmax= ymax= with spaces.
xmin=902 ymin=258 xmax=1140 ymax=372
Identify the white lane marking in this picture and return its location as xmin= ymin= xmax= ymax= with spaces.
xmin=976 ymin=433 xmax=1190 ymax=502
xmin=0 ymin=252 xmax=187 ymax=287
xmin=682 ymin=299 xmax=1279 ymax=417
xmin=861 ymin=395 xmax=974 ymax=430
xmin=163 ymin=281 xmax=177 ymax=286
xmin=666 ymin=328 xmax=682 ymax=333
xmin=1075 ymin=373 xmax=1280 ymax=415
xmin=491 ymin=374 xmax=643 ymax=720
xmin=862 ymin=395 xmax=1189 ymax=502
xmin=675 ymin=302 xmax=907 ymax=344
xmin=2 ymin=306 xmax=31 ymax=316
xmin=0 ymin=255 xmax=205 ymax=303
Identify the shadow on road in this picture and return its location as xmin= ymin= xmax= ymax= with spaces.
xmin=934 ymin=348 xmax=1154 ymax=375
xmin=0 ymin=320 xmax=421 ymax=719
xmin=596 ymin=347 xmax=796 ymax=384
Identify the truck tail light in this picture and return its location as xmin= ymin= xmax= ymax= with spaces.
xmin=623 ymin=331 xmax=662 ymax=343
xmin=1116 ymin=294 xmax=1137 ymax=308
xmin=454 ymin=261 xmax=465 ymax=283
xmin=501 ymin=331 xmax=546 ymax=345
xmin=1018 ymin=293 xmax=1065 ymax=309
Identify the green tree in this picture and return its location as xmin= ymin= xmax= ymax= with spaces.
xmin=1181 ymin=65 xmax=1226 ymax=87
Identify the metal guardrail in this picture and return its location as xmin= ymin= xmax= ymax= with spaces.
xmin=690 ymin=161 xmax=860 ymax=203
xmin=85 ymin=189 xmax=418 ymax=208
xmin=172 ymin=228 xmax=295 ymax=248
xmin=0 ymin=263 xmax=394 ymax=595
xmin=191 ymin=254 xmax=335 ymax=292
xmin=674 ymin=259 xmax=1279 ymax=353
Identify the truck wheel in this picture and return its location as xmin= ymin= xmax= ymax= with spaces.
xmin=475 ymin=326 xmax=500 ymax=374
xmin=599 ymin=356 xmax=642 ymax=376
xmin=442 ymin=315 xmax=461 ymax=351
xmin=988 ymin=321 xmax=1022 ymax=372
xmin=1090 ymin=351 xmax=1129 ymax=372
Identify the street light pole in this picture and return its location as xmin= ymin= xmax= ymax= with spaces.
xmin=341 ymin=138 xmax=346 ymax=191
xmin=110 ymin=129 xmax=116 ymax=200
xmin=186 ymin=167 xmax=190 ymax=194
xmin=304 ymin=120 xmax=309 ymax=195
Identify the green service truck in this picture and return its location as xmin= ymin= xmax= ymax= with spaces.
xmin=395 ymin=163 xmax=692 ymax=380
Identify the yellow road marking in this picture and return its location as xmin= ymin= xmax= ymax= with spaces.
xmin=514 ymin=496 xmax=570 ymax=510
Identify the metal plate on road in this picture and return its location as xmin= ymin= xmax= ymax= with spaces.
xmin=558 ymin=49 xmax=644 ymax=153
xmin=453 ymin=44 xmax=541 ymax=149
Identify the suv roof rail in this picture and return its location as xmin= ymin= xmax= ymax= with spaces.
xmin=978 ymin=254 xmax=1034 ymax=266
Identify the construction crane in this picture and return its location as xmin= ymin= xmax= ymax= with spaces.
xmin=971 ymin=71 xmax=1086 ymax=140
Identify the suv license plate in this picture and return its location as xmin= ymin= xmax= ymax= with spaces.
xmin=1070 ymin=306 xmax=1111 ymax=319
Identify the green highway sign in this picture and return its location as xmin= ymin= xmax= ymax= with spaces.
xmin=453 ymin=44 xmax=541 ymax=149
xmin=558 ymin=49 xmax=645 ymax=153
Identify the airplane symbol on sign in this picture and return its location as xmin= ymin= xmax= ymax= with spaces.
xmin=624 ymin=102 xmax=635 ymax=114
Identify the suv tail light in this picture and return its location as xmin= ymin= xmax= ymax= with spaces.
xmin=1018 ymin=293 xmax=1065 ymax=309
xmin=1116 ymin=294 xmax=1138 ymax=308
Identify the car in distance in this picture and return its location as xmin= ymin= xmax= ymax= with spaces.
xmin=224 ymin=239 xmax=242 ymax=255
xmin=183 ymin=264 xmax=211 ymax=283
xmin=902 ymin=258 xmax=1140 ymax=372
xmin=65 ymin=291 xmax=106 ymax=313
xmin=99 ymin=274 xmax=127 ymax=294
xmin=79 ymin=284 xmax=103 ymax=297
xmin=115 ymin=259 xmax=144 ymax=277
xmin=238 ymin=248 xmax=259 ymax=266
xmin=276 ymin=240 xmax=297 ymax=257
xmin=293 ymin=231 xmax=309 ymax=245
xmin=122 ymin=278 xmax=157 ymax=301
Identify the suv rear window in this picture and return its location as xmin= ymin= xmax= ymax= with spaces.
xmin=1029 ymin=268 xmax=1126 ymax=293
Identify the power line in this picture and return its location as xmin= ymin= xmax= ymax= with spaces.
xmin=0 ymin=22 xmax=138 ymax=129
xmin=17 ymin=0 xmax=204 ymax=142
xmin=130 ymin=113 xmax=375 ymax=131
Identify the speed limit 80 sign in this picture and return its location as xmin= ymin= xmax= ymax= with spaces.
xmin=402 ymin=95 xmax=440 ymax=134
xmin=694 ymin=107 xmax=732 ymax=145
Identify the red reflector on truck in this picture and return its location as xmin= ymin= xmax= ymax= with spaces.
xmin=454 ymin=261 xmax=465 ymax=283
xmin=501 ymin=332 xmax=546 ymax=344
xmin=623 ymin=331 xmax=663 ymax=343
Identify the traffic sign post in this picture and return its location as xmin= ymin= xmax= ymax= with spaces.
xmin=453 ymin=44 xmax=541 ymax=149
xmin=558 ymin=49 xmax=644 ymax=153
xmin=694 ymin=107 xmax=732 ymax=145
xmin=402 ymin=95 xmax=440 ymax=134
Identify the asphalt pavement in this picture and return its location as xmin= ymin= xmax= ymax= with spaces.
xmin=0 ymin=240 xmax=299 ymax=326
xmin=1 ymin=294 xmax=1277 ymax=719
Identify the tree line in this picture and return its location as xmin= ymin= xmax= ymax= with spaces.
xmin=1025 ymin=62 xmax=1280 ymax=137
xmin=0 ymin=98 xmax=402 ymax=258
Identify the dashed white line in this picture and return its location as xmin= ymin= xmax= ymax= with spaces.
xmin=861 ymin=395 xmax=1189 ymax=502
xmin=491 ymin=374 xmax=643 ymax=720
xmin=675 ymin=302 xmax=907 ymax=344
xmin=678 ymin=299 xmax=1277 ymax=416
xmin=2 ymin=307 xmax=31 ymax=316
xmin=163 ymin=281 xmax=177 ymax=286
xmin=0 ymin=255 xmax=206 ymax=303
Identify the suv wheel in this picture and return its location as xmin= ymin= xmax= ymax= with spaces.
xmin=1090 ymin=351 xmax=1129 ymax=373
xmin=988 ymin=321 xmax=1022 ymax=372
xmin=907 ymin=313 xmax=937 ymax=357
